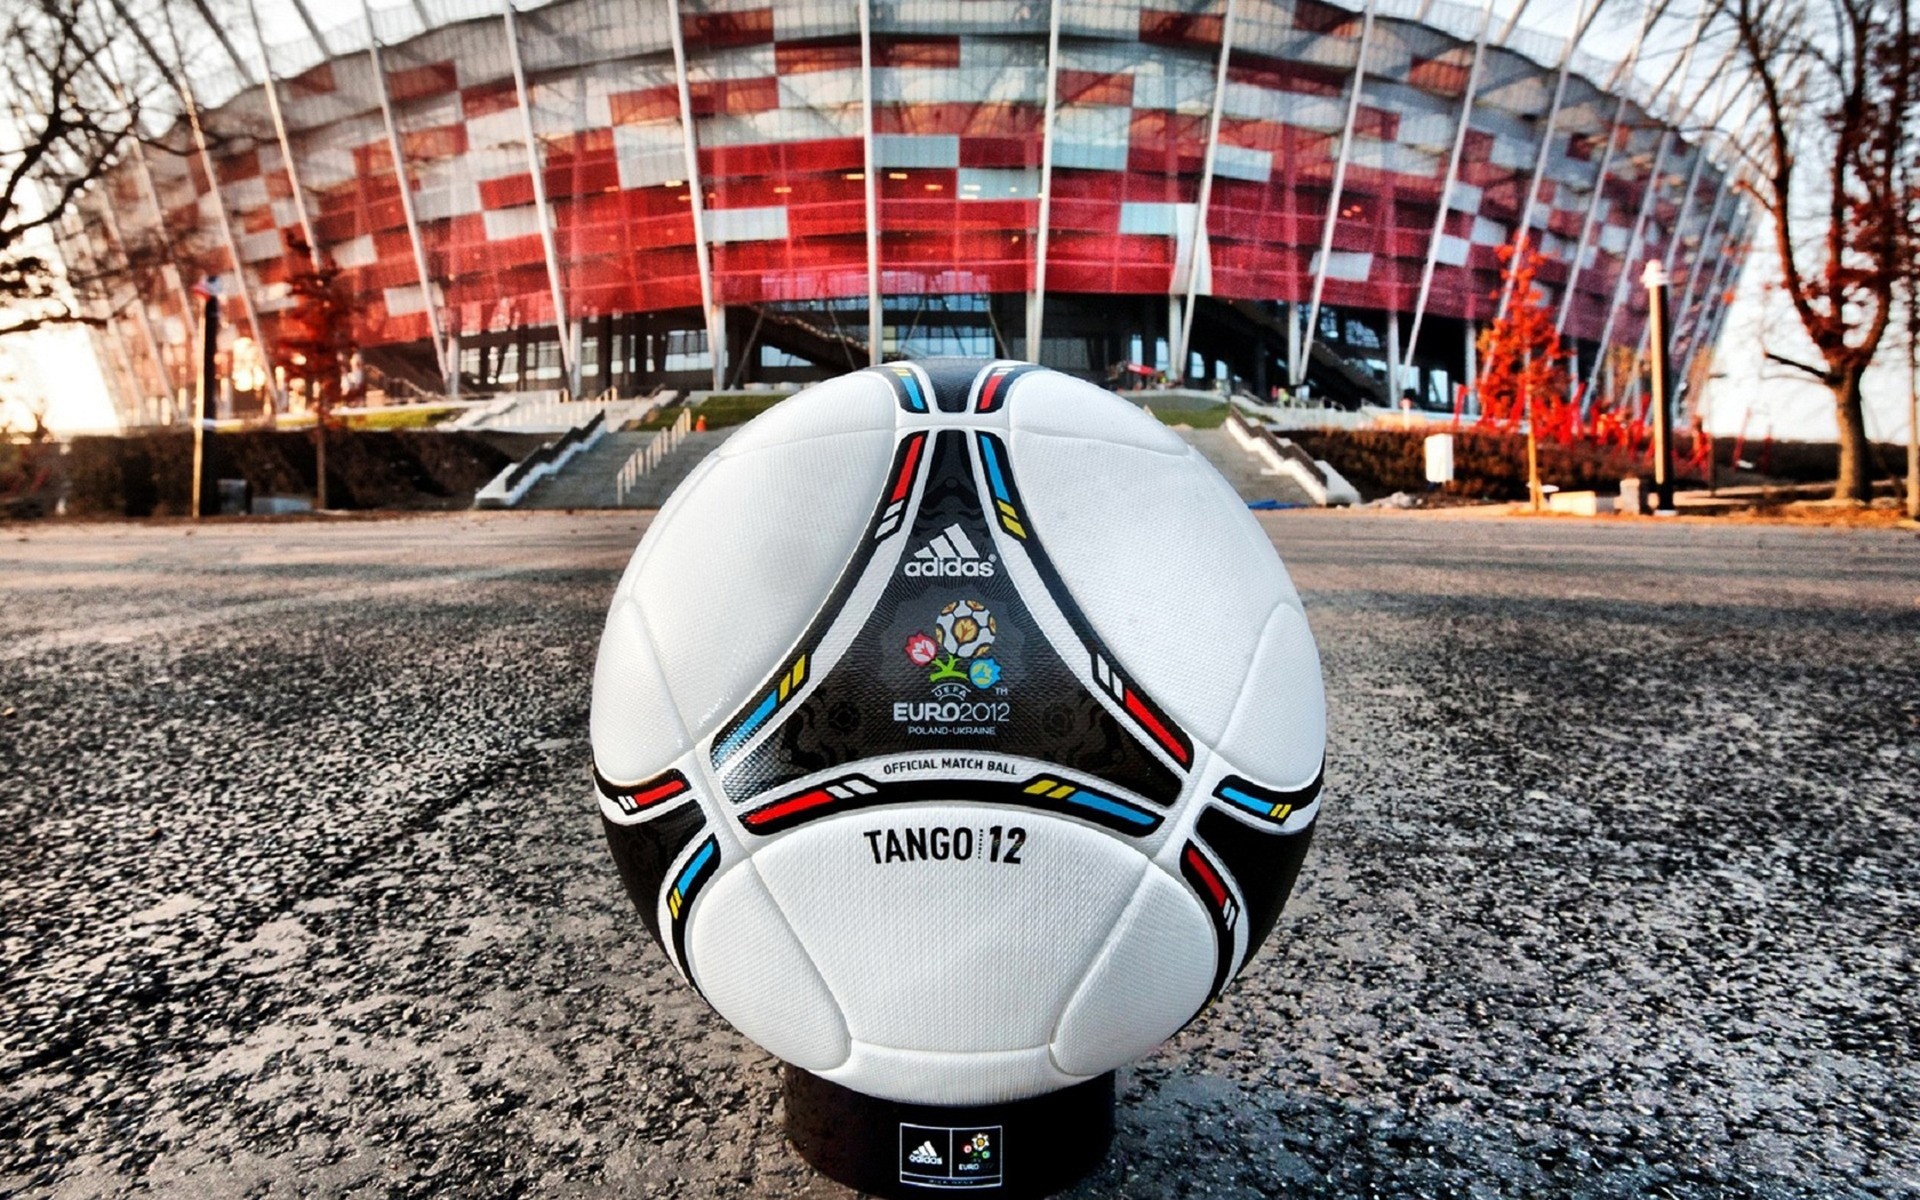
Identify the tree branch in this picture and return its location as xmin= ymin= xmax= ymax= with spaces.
xmin=1762 ymin=349 xmax=1836 ymax=380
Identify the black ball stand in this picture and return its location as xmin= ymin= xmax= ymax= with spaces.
xmin=782 ymin=1065 xmax=1115 ymax=1199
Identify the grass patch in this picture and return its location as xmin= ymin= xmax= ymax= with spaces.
xmin=634 ymin=405 xmax=686 ymax=430
xmin=640 ymin=390 xmax=793 ymax=430
xmin=1138 ymin=404 xmax=1229 ymax=429
xmin=271 ymin=407 xmax=456 ymax=431
xmin=341 ymin=407 xmax=453 ymax=430
xmin=694 ymin=391 xmax=792 ymax=428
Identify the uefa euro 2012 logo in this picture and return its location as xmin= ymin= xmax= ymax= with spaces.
xmin=956 ymin=1131 xmax=994 ymax=1171
xmin=904 ymin=600 xmax=1002 ymax=694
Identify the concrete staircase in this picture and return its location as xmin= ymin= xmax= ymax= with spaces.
xmin=516 ymin=421 xmax=1315 ymax=511
xmin=1178 ymin=426 xmax=1319 ymax=507
xmin=518 ymin=429 xmax=727 ymax=509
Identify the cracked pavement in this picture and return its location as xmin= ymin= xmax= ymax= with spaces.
xmin=2 ymin=511 xmax=1916 ymax=1198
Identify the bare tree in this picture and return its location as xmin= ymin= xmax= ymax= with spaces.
xmin=1901 ymin=161 xmax=1919 ymax=518
xmin=1721 ymin=0 xmax=1917 ymax=501
xmin=0 ymin=0 xmax=146 ymax=339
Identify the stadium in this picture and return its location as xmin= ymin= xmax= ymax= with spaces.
xmin=73 ymin=0 xmax=1751 ymax=428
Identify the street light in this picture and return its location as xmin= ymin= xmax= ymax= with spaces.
xmin=1641 ymin=260 xmax=1677 ymax=516
xmin=189 ymin=275 xmax=221 ymax=520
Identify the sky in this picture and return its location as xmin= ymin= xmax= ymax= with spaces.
xmin=1695 ymin=242 xmax=1915 ymax=445
xmin=0 ymin=327 xmax=117 ymax=437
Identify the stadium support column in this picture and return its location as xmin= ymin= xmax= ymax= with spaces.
xmin=98 ymin=7 xmax=216 ymax=419
xmin=29 ymin=159 xmax=142 ymax=421
xmin=1553 ymin=97 xmax=1628 ymax=339
xmin=503 ymin=0 xmax=578 ymax=395
xmin=95 ymin=194 xmax=173 ymax=420
xmin=131 ymin=0 xmax=279 ymax=396
xmin=1384 ymin=309 xmax=1401 ymax=399
xmin=1296 ymin=0 xmax=1378 ymax=388
xmin=1495 ymin=0 xmax=1598 ymax=324
xmin=123 ymin=135 xmax=198 ymax=415
xmin=1464 ymin=319 xmax=1477 ymax=410
xmin=1579 ymin=128 xmax=1672 ymax=411
xmin=1658 ymin=111 xmax=1729 ymax=294
xmin=159 ymin=17 xmax=273 ymax=386
xmin=1173 ymin=0 xmax=1238 ymax=383
xmin=287 ymin=0 xmax=332 ymax=54
xmin=246 ymin=0 xmax=321 ymax=271
xmin=30 ymin=60 xmax=173 ymax=416
xmin=1671 ymin=127 xmax=1761 ymax=376
xmin=1400 ymin=0 xmax=1497 ymax=395
xmin=1027 ymin=0 xmax=1064 ymax=362
xmin=184 ymin=0 xmax=252 ymax=80
xmin=1674 ymin=206 xmax=1750 ymax=393
xmin=1617 ymin=81 xmax=1748 ymax=413
xmin=666 ymin=0 xmax=723 ymax=391
xmin=1680 ymin=240 xmax=1744 ymax=396
xmin=1669 ymin=152 xmax=1739 ymax=361
xmin=1579 ymin=34 xmax=1731 ymax=411
xmin=859 ymin=0 xmax=881 ymax=365
xmin=1286 ymin=301 xmax=1301 ymax=381
xmin=361 ymin=0 xmax=453 ymax=393
xmin=110 ymin=0 xmax=265 ymax=358
xmin=1552 ymin=0 xmax=1659 ymax=338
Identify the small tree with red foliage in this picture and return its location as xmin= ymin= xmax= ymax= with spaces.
xmin=277 ymin=236 xmax=356 ymax=508
xmin=1476 ymin=243 xmax=1576 ymax=439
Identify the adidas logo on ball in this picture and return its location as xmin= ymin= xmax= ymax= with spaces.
xmin=903 ymin=523 xmax=995 ymax=577
xmin=907 ymin=1141 xmax=943 ymax=1166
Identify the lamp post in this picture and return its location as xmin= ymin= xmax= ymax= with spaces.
xmin=1907 ymin=299 xmax=1917 ymax=521
xmin=190 ymin=276 xmax=221 ymax=519
xmin=1642 ymin=260 xmax=1677 ymax=515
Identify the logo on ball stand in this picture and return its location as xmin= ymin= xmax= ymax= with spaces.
xmin=899 ymin=1124 xmax=1002 ymax=1189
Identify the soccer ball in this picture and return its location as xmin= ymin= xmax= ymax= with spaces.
xmin=592 ymin=359 xmax=1325 ymax=1109
xmin=934 ymin=600 xmax=996 ymax=658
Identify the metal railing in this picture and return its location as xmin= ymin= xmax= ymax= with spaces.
xmin=614 ymin=407 xmax=695 ymax=506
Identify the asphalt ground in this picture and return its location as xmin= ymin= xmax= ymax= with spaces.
xmin=2 ymin=511 xmax=1917 ymax=1199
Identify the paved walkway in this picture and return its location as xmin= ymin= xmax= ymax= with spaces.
xmin=2 ymin=512 xmax=1916 ymax=1197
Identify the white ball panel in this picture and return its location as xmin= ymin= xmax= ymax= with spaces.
xmin=821 ymin=1042 xmax=1090 ymax=1107
xmin=751 ymin=807 xmax=1145 ymax=1056
xmin=714 ymin=372 xmax=896 ymax=460
xmin=1007 ymin=374 xmax=1190 ymax=456
xmin=615 ymin=449 xmax=722 ymax=600
xmin=589 ymin=599 xmax=691 ymax=785
xmin=687 ymin=862 xmax=852 ymax=1071
xmin=1006 ymin=429 xmax=1288 ymax=746
xmin=629 ymin=428 xmax=895 ymax=741
xmin=1214 ymin=601 xmax=1327 ymax=788
xmin=1050 ymin=867 xmax=1216 ymax=1076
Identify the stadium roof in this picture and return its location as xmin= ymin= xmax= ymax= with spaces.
xmin=119 ymin=0 xmax=1745 ymax=148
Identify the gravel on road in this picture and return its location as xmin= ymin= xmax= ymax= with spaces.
xmin=1 ymin=511 xmax=1916 ymax=1199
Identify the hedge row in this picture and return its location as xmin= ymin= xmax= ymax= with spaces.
xmin=1283 ymin=428 xmax=1887 ymax=501
xmin=1282 ymin=429 xmax=1644 ymax=500
xmin=64 ymin=430 xmax=514 ymax=517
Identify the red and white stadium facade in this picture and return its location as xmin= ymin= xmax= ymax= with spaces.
xmin=77 ymin=0 xmax=1751 ymax=426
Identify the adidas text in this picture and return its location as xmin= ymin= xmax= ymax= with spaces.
xmin=905 ymin=558 xmax=994 ymax=577
xmin=908 ymin=1141 xmax=943 ymax=1166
